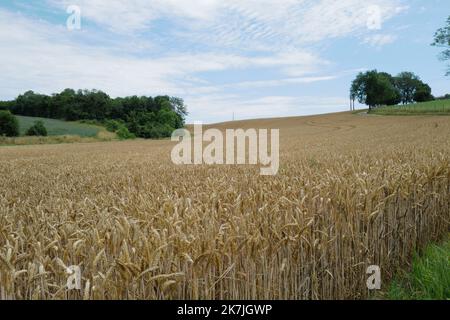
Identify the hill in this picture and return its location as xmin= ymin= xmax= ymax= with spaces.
xmin=369 ymin=99 xmax=450 ymax=115
xmin=16 ymin=116 xmax=101 ymax=137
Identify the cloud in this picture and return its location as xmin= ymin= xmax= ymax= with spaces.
xmin=0 ymin=9 xmax=326 ymax=99
xmin=1 ymin=0 xmax=406 ymax=122
xmin=362 ymin=33 xmax=397 ymax=47
xmin=49 ymin=0 xmax=403 ymax=50
xmin=186 ymin=95 xmax=350 ymax=123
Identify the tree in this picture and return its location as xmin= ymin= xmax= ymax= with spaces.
xmin=0 ymin=110 xmax=20 ymax=137
xmin=394 ymin=72 xmax=434 ymax=104
xmin=394 ymin=72 xmax=421 ymax=104
xmin=414 ymin=83 xmax=433 ymax=102
xmin=350 ymin=70 xmax=399 ymax=109
xmin=26 ymin=121 xmax=48 ymax=136
xmin=379 ymin=72 xmax=401 ymax=105
xmin=0 ymin=89 xmax=187 ymax=139
xmin=432 ymin=16 xmax=450 ymax=75
xmin=116 ymin=126 xmax=135 ymax=140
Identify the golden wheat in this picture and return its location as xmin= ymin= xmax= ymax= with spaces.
xmin=0 ymin=112 xmax=449 ymax=300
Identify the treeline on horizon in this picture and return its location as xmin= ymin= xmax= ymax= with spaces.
xmin=350 ymin=70 xmax=440 ymax=110
xmin=0 ymin=89 xmax=187 ymax=139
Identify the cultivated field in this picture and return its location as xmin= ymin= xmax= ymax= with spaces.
xmin=0 ymin=112 xmax=449 ymax=300
xmin=0 ymin=116 xmax=115 ymax=146
xmin=16 ymin=116 xmax=101 ymax=137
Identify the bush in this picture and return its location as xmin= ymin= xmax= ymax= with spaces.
xmin=0 ymin=110 xmax=19 ymax=137
xmin=103 ymin=119 xmax=135 ymax=140
xmin=116 ymin=126 xmax=135 ymax=140
xmin=104 ymin=119 xmax=123 ymax=133
xmin=139 ymin=123 xmax=174 ymax=139
xmin=26 ymin=121 xmax=48 ymax=136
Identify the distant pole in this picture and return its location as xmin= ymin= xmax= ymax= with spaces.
xmin=232 ymin=112 xmax=235 ymax=121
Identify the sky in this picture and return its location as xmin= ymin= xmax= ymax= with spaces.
xmin=0 ymin=0 xmax=448 ymax=123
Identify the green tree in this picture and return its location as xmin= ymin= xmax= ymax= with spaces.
xmin=350 ymin=70 xmax=399 ymax=109
xmin=0 ymin=88 xmax=188 ymax=139
xmin=414 ymin=83 xmax=433 ymax=102
xmin=0 ymin=110 xmax=20 ymax=137
xmin=26 ymin=121 xmax=48 ymax=136
xmin=116 ymin=126 xmax=135 ymax=140
xmin=432 ymin=16 xmax=450 ymax=75
xmin=104 ymin=119 xmax=123 ymax=132
xmin=395 ymin=72 xmax=421 ymax=104
xmin=379 ymin=72 xmax=401 ymax=105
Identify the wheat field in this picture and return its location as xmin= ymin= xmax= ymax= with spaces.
xmin=0 ymin=112 xmax=449 ymax=300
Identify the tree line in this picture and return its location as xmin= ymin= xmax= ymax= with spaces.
xmin=350 ymin=71 xmax=434 ymax=110
xmin=0 ymin=89 xmax=188 ymax=139
xmin=349 ymin=16 xmax=450 ymax=111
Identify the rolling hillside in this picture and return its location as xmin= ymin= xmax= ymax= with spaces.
xmin=16 ymin=116 xmax=102 ymax=137
xmin=369 ymin=99 xmax=450 ymax=115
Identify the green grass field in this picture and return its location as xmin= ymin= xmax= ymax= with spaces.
xmin=17 ymin=116 xmax=101 ymax=137
xmin=370 ymin=99 xmax=450 ymax=115
xmin=386 ymin=236 xmax=450 ymax=300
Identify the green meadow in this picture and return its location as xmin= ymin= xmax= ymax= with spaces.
xmin=370 ymin=99 xmax=450 ymax=115
xmin=17 ymin=116 xmax=101 ymax=137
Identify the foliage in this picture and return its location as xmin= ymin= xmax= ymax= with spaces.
xmin=414 ymin=83 xmax=433 ymax=102
xmin=436 ymin=94 xmax=450 ymax=100
xmin=116 ymin=126 xmax=136 ymax=140
xmin=1 ymin=89 xmax=188 ymax=139
xmin=0 ymin=110 xmax=19 ymax=137
xmin=26 ymin=121 xmax=48 ymax=136
xmin=351 ymin=70 xmax=433 ymax=108
xmin=104 ymin=119 xmax=135 ymax=140
xmin=104 ymin=119 xmax=124 ymax=133
xmin=432 ymin=16 xmax=450 ymax=75
xmin=387 ymin=236 xmax=450 ymax=300
xmin=395 ymin=72 xmax=420 ymax=104
xmin=350 ymin=70 xmax=399 ymax=109
xmin=369 ymin=99 xmax=450 ymax=115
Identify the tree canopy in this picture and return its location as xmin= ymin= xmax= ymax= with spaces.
xmin=432 ymin=16 xmax=450 ymax=75
xmin=1 ymin=89 xmax=188 ymax=139
xmin=0 ymin=110 xmax=19 ymax=137
xmin=350 ymin=70 xmax=433 ymax=109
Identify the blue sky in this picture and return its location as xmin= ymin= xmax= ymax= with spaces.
xmin=0 ymin=0 xmax=448 ymax=123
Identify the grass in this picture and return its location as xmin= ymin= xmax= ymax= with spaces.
xmin=17 ymin=116 xmax=101 ymax=137
xmin=0 ymin=116 xmax=117 ymax=146
xmin=0 ymin=112 xmax=449 ymax=300
xmin=369 ymin=99 xmax=450 ymax=115
xmin=386 ymin=236 xmax=450 ymax=300
xmin=0 ymin=133 xmax=116 ymax=146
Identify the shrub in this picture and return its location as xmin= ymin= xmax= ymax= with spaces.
xmin=26 ymin=121 xmax=48 ymax=136
xmin=104 ymin=119 xmax=123 ymax=133
xmin=0 ymin=110 xmax=19 ymax=137
xmin=116 ymin=126 xmax=135 ymax=140
xmin=139 ymin=123 xmax=174 ymax=139
xmin=103 ymin=119 xmax=135 ymax=140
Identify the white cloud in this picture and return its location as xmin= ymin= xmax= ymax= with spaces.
xmin=187 ymin=95 xmax=350 ymax=123
xmin=0 ymin=9 xmax=326 ymax=99
xmin=363 ymin=33 xmax=397 ymax=47
xmin=50 ymin=0 xmax=403 ymax=49
xmin=1 ymin=0 xmax=406 ymax=122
